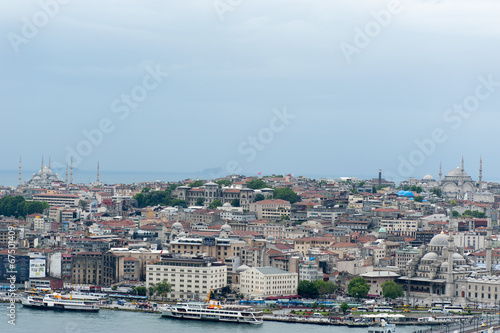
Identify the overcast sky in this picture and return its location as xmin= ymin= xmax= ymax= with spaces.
xmin=1 ymin=0 xmax=499 ymax=183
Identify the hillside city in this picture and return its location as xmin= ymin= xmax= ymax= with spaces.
xmin=2 ymin=157 xmax=499 ymax=309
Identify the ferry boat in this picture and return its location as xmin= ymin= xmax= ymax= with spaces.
xmin=367 ymin=320 xmax=396 ymax=333
xmin=21 ymin=292 xmax=100 ymax=312
xmin=160 ymin=300 xmax=263 ymax=324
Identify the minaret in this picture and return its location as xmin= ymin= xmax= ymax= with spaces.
xmin=486 ymin=217 xmax=493 ymax=275
xmin=41 ymin=156 xmax=44 ymax=170
xmin=48 ymin=156 xmax=51 ymax=169
xmin=439 ymin=162 xmax=442 ymax=182
xmin=70 ymin=157 xmax=73 ymax=185
xmin=65 ymin=163 xmax=68 ymax=184
xmin=18 ymin=156 xmax=22 ymax=187
xmin=97 ymin=162 xmax=100 ymax=184
xmin=478 ymin=156 xmax=483 ymax=191
xmin=446 ymin=216 xmax=455 ymax=298
xmin=378 ymin=169 xmax=382 ymax=186
xmin=461 ymin=156 xmax=464 ymax=173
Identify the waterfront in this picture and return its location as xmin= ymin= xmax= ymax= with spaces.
xmin=3 ymin=307 xmax=428 ymax=333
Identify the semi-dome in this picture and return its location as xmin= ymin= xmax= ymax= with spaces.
xmin=422 ymin=252 xmax=439 ymax=261
xmin=429 ymin=233 xmax=449 ymax=247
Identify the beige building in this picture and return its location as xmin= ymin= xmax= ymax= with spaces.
xmin=240 ymin=267 xmax=298 ymax=298
xmin=169 ymin=237 xmax=247 ymax=263
xmin=294 ymin=237 xmax=334 ymax=256
xmin=249 ymin=199 xmax=291 ymax=220
xmin=360 ymin=271 xmax=400 ymax=296
xmin=380 ymin=219 xmax=421 ymax=237
xmin=32 ymin=193 xmax=80 ymax=208
xmin=146 ymin=255 xmax=227 ymax=300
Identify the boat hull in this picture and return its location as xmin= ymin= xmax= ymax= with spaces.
xmin=161 ymin=310 xmax=263 ymax=325
xmin=22 ymin=299 xmax=99 ymax=312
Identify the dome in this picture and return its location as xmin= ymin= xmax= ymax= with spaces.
xmin=222 ymin=202 xmax=232 ymax=208
xmin=429 ymin=233 xmax=449 ymax=247
xmin=422 ymin=252 xmax=438 ymax=261
xmin=453 ymin=253 xmax=464 ymax=260
xmin=378 ymin=227 xmax=387 ymax=233
xmin=397 ymin=190 xmax=405 ymax=196
xmin=172 ymin=222 xmax=183 ymax=230
xmin=204 ymin=181 xmax=218 ymax=186
xmin=441 ymin=262 xmax=449 ymax=267
xmin=404 ymin=191 xmax=414 ymax=197
xmin=447 ymin=167 xmax=468 ymax=177
xmin=236 ymin=265 xmax=250 ymax=273
xmin=423 ymin=174 xmax=434 ymax=180
xmin=221 ymin=224 xmax=232 ymax=232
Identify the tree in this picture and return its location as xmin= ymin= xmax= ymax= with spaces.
xmin=246 ymin=179 xmax=268 ymax=189
xmin=209 ymin=199 xmax=223 ymax=209
xmin=254 ymin=194 xmax=265 ymax=202
xmin=154 ymin=279 xmax=172 ymax=302
xmin=340 ymin=302 xmax=349 ymax=314
xmin=111 ymin=285 xmax=117 ymax=291
xmin=414 ymin=196 xmax=424 ymax=202
xmin=430 ymin=187 xmax=442 ymax=197
xmin=189 ymin=180 xmax=203 ymax=188
xmin=273 ymin=187 xmax=299 ymax=204
xmin=0 ymin=195 xmax=48 ymax=218
xmin=313 ymin=280 xmax=337 ymax=296
xmin=195 ymin=197 xmax=205 ymax=206
xmin=347 ymin=277 xmax=370 ymax=299
xmin=216 ymin=179 xmax=232 ymax=187
xmin=231 ymin=199 xmax=240 ymax=207
xmin=79 ymin=200 xmax=89 ymax=211
xmin=132 ymin=286 xmax=147 ymax=296
xmin=381 ymin=281 xmax=404 ymax=299
xmin=297 ymin=280 xmax=319 ymax=298
xmin=452 ymin=210 xmax=461 ymax=217
xmin=142 ymin=187 xmax=151 ymax=193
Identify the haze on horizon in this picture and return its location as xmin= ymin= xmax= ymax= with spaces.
xmin=1 ymin=0 xmax=499 ymax=185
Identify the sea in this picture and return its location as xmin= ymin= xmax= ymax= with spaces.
xmin=2 ymin=307 xmax=428 ymax=333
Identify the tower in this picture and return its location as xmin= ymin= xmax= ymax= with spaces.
xmin=446 ymin=218 xmax=455 ymax=298
xmin=97 ymin=162 xmax=100 ymax=184
xmin=478 ymin=156 xmax=483 ymax=190
xmin=65 ymin=163 xmax=68 ymax=184
xmin=461 ymin=156 xmax=464 ymax=172
xmin=486 ymin=217 xmax=493 ymax=274
xmin=439 ymin=162 xmax=442 ymax=182
xmin=70 ymin=157 xmax=73 ymax=185
xmin=41 ymin=156 xmax=44 ymax=170
xmin=18 ymin=156 xmax=22 ymax=187
xmin=378 ymin=169 xmax=382 ymax=186
xmin=48 ymin=156 xmax=51 ymax=169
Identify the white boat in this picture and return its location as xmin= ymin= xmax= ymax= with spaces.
xmin=368 ymin=319 xmax=396 ymax=333
xmin=21 ymin=292 xmax=100 ymax=312
xmin=160 ymin=300 xmax=263 ymax=324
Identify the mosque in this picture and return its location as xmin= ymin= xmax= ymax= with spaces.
xmin=398 ymin=218 xmax=492 ymax=301
xmin=418 ymin=157 xmax=482 ymax=199
xmin=18 ymin=156 xmax=74 ymax=189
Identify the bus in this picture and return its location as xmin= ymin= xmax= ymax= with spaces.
xmin=373 ymin=306 xmax=394 ymax=312
xmin=443 ymin=305 xmax=463 ymax=314
xmin=431 ymin=301 xmax=452 ymax=308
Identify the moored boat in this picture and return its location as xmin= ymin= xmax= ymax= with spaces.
xmin=21 ymin=292 xmax=100 ymax=312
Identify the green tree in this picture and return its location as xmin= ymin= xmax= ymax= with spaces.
xmin=142 ymin=187 xmax=151 ymax=193
xmin=231 ymin=199 xmax=240 ymax=207
xmin=246 ymin=179 xmax=268 ymax=189
xmin=195 ymin=197 xmax=205 ymax=206
xmin=216 ymin=179 xmax=232 ymax=187
xmin=111 ymin=285 xmax=117 ymax=291
xmin=414 ymin=196 xmax=424 ymax=202
xmin=381 ymin=281 xmax=404 ymax=299
xmin=313 ymin=280 xmax=337 ymax=296
xmin=134 ymin=193 xmax=145 ymax=207
xmin=254 ymin=194 xmax=265 ymax=202
xmin=297 ymin=280 xmax=319 ymax=298
xmin=430 ymin=188 xmax=442 ymax=197
xmin=209 ymin=199 xmax=223 ymax=209
xmin=189 ymin=180 xmax=203 ymax=188
xmin=273 ymin=187 xmax=299 ymax=204
xmin=340 ymin=302 xmax=349 ymax=314
xmin=452 ymin=210 xmax=461 ymax=217
xmin=153 ymin=279 xmax=172 ymax=302
xmin=347 ymin=277 xmax=370 ymax=299
xmin=132 ymin=286 xmax=147 ymax=296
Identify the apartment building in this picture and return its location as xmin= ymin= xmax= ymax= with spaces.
xmin=240 ymin=267 xmax=298 ymax=298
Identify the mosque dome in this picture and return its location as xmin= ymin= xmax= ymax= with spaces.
xmin=222 ymin=202 xmax=232 ymax=208
xmin=422 ymin=252 xmax=439 ymax=261
xmin=429 ymin=233 xmax=449 ymax=247
xmin=378 ymin=227 xmax=387 ymax=233
xmin=172 ymin=222 xmax=183 ymax=230
xmin=221 ymin=224 xmax=232 ymax=232
xmin=446 ymin=167 xmax=469 ymax=178
xmin=423 ymin=174 xmax=434 ymax=180
xmin=453 ymin=253 xmax=464 ymax=260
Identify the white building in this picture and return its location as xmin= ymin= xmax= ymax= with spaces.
xmin=298 ymin=261 xmax=323 ymax=282
xmin=146 ymin=256 xmax=227 ymax=300
xmin=240 ymin=267 xmax=298 ymax=299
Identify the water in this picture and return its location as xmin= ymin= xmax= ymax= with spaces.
xmin=3 ymin=307 xmax=425 ymax=333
